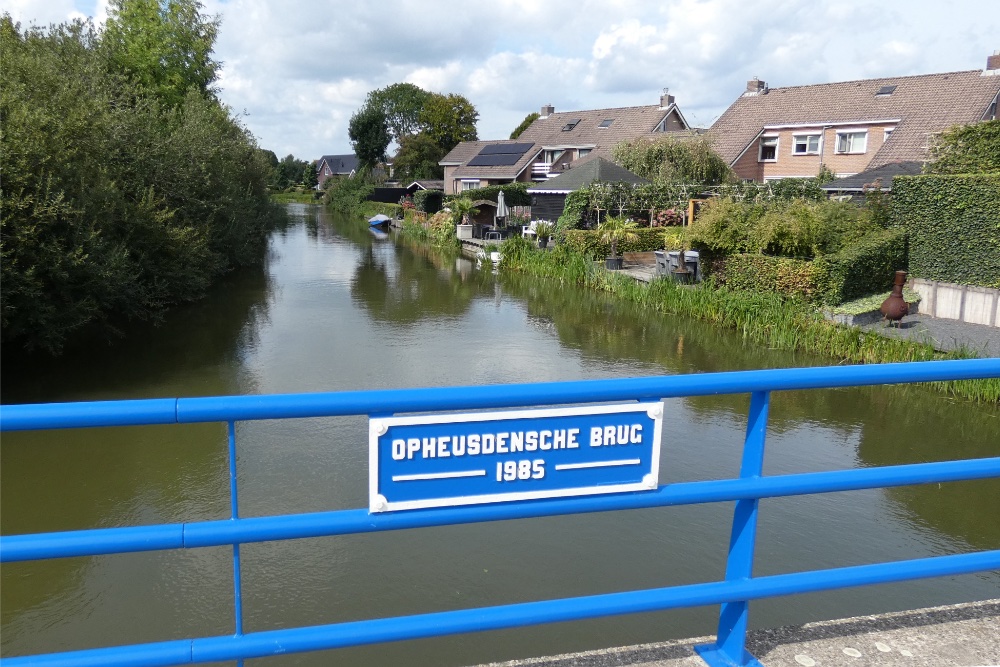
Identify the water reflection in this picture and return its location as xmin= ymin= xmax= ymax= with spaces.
xmin=1 ymin=205 xmax=998 ymax=667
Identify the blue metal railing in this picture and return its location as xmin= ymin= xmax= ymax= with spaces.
xmin=2 ymin=359 xmax=999 ymax=667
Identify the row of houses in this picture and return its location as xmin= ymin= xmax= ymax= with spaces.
xmin=438 ymin=52 xmax=1000 ymax=196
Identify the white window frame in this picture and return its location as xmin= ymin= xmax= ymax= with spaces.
xmin=758 ymin=135 xmax=778 ymax=162
xmin=883 ymin=127 xmax=895 ymax=141
xmin=835 ymin=130 xmax=868 ymax=154
xmin=792 ymin=133 xmax=821 ymax=155
xmin=461 ymin=179 xmax=480 ymax=191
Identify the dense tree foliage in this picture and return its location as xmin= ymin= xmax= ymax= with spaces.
xmin=612 ymin=135 xmax=734 ymax=186
xmin=393 ymin=132 xmax=446 ymax=180
xmin=419 ymin=93 xmax=479 ymax=151
xmin=348 ymin=104 xmax=391 ymax=172
xmin=349 ymin=83 xmax=479 ymax=179
xmin=364 ymin=83 xmax=432 ymax=147
xmin=925 ymin=119 xmax=1000 ymax=174
xmin=510 ymin=112 xmax=539 ymax=139
xmin=1 ymin=12 xmax=280 ymax=353
xmin=102 ymin=0 xmax=219 ymax=108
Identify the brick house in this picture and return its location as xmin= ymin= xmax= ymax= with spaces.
xmin=439 ymin=91 xmax=694 ymax=195
xmin=316 ymin=154 xmax=359 ymax=188
xmin=708 ymin=54 xmax=1000 ymax=182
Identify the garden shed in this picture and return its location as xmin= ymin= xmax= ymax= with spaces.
xmin=526 ymin=157 xmax=648 ymax=222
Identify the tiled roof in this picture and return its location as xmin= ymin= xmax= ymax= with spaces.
xmin=708 ymin=70 xmax=1000 ymax=168
xmin=820 ymin=161 xmax=924 ymax=192
xmin=407 ymin=180 xmax=444 ymax=191
xmin=526 ymin=157 xmax=648 ymax=193
xmin=516 ymin=103 xmax=689 ymax=161
xmin=318 ymin=154 xmax=359 ymax=174
xmin=443 ymin=140 xmax=543 ymax=179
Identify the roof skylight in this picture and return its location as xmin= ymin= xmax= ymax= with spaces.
xmin=598 ymin=119 xmax=614 ymax=128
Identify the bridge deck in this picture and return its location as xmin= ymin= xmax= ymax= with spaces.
xmin=472 ymin=598 xmax=1000 ymax=667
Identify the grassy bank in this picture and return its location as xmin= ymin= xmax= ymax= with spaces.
xmin=499 ymin=236 xmax=999 ymax=403
xmin=271 ymin=191 xmax=322 ymax=204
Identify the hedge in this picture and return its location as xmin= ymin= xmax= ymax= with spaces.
xmin=445 ymin=182 xmax=531 ymax=207
xmin=562 ymin=228 xmax=685 ymax=258
xmin=891 ymin=173 xmax=1000 ymax=288
xmin=706 ymin=227 xmax=908 ymax=305
xmin=413 ymin=189 xmax=443 ymax=214
xmin=812 ymin=227 xmax=909 ymax=305
xmin=713 ymin=255 xmax=818 ymax=299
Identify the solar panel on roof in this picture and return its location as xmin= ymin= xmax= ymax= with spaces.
xmin=467 ymin=153 xmax=523 ymax=166
xmin=478 ymin=142 xmax=534 ymax=156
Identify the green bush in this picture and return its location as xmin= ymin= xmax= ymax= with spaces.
xmin=563 ymin=228 xmax=674 ymax=259
xmin=713 ymin=255 xmax=818 ymax=299
xmin=413 ymin=189 xmax=443 ymax=213
xmin=891 ymin=174 xmax=1000 ymax=288
xmin=812 ymin=228 xmax=909 ymax=305
xmin=445 ymin=182 xmax=531 ymax=207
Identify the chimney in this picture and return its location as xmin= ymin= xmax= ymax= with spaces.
xmin=659 ymin=88 xmax=675 ymax=108
xmin=541 ymin=104 xmax=555 ymax=118
xmin=745 ymin=77 xmax=767 ymax=95
xmin=987 ymin=50 xmax=1000 ymax=72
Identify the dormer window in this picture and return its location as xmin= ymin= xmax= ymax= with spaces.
xmin=836 ymin=130 xmax=868 ymax=154
xmin=758 ymin=136 xmax=778 ymax=162
xmin=598 ymin=119 xmax=614 ymax=128
xmin=792 ymin=134 xmax=821 ymax=155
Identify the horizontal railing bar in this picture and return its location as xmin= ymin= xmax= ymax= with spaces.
xmin=3 ymin=359 xmax=998 ymax=431
xmin=5 ymin=456 xmax=998 ymax=563
xmin=7 ymin=549 xmax=999 ymax=667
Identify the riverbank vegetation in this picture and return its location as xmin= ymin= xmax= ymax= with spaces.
xmin=497 ymin=235 xmax=999 ymax=403
xmin=1 ymin=4 xmax=282 ymax=354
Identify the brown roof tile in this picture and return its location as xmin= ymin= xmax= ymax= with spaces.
xmin=708 ymin=70 xmax=1000 ymax=168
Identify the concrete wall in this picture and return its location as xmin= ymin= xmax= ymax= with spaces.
xmin=910 ymin=278 xmax=1000 ymax=327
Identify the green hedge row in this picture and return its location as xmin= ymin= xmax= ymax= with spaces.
xmin=413 ymin=189 xmax=443 ymax=213
xmin=446 ymin=182 xmax=531 ymax=207
xmin=562 ymin=228 xmax=682 ymax=258
xmin=713 ymin=255 xmax=818 ymax=299
xmin=891 ymin=174 xmax=1000 ymax=288
xmin=708 ymin=227 xmax=908 ymax=304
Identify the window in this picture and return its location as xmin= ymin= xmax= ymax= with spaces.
xmin=562 ymin=119 xmax=581 ymax=131
xmin=543 ymin=149 xmax=564 ymax=164
xmin=578 ymin=148 xmax=592 ymax=158
xmin=598 ymin=119 xmax=614 ymax=128
xmin=836 ymin=131 xmax=867 ymax=154
xmin=461 ymin=179 xmax=480 ymax=191
xmin=758 ymin=136 xmax=778 ymax=161
xmin=884 ymin=127 xmax=895 ymax=141
xmin=792 ymin=134 xmax=821 ymax=155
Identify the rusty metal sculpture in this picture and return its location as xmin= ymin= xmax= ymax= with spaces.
xmin=880 ymin=270 xmax=909 ymax=326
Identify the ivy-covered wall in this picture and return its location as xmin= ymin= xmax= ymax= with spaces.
xmin=891 ymin=174 xmax=1000 ymax=289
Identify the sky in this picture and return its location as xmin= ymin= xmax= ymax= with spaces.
xmin=7 ymin=0 xmax=999 ymax=162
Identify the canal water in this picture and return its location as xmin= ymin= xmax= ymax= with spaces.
xmin=2 ymin=204 xmax=998 ymax=666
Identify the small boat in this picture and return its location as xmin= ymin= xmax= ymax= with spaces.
xmin=368 ymin=213 xmax=391 ymax=228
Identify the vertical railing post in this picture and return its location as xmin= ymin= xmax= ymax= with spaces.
xmin=228 ymin=420 xmax=245 ymax=667
xmin=695 ymin=390 xmax=770 ymax=667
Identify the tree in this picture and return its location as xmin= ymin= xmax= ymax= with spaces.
xmin=419 ymin=93 xmax=479 ymax=153
xmin=510 ymin=112 xmax=539 ymax=139
xmin=102 ymin=0 xmax=220 ymax=108
xmin=393 ymin=132 xmax=446 ymax=180
xmin=612 ymin=135 xmax=734 ymax=186
xmin=348 ymin=104 xmax=391 ymax=171
xmin=275 ymin=154 xmax=308 ymax=189
xmin=926 ymin=120 xmax=1000 ymax=174
xmin=365 ymin=83 xmax=432 ymax=146
xmin=302 ymin=162 xmax=318 ymax=189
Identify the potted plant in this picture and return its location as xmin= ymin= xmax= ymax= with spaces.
xmin=597 ymin=215 xmax=639 ymax=270
xmin=534 ymin=221 xmax=555 ymax=249
xmin=450 ymin=197 xmax=478 ymax=240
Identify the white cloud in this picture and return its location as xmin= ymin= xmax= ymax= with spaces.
xmin=8 ymin=0 xmax=1000 ymax=159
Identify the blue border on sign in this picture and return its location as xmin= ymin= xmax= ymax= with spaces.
xmin=369 ymin=403 xmax=663 ymax=512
